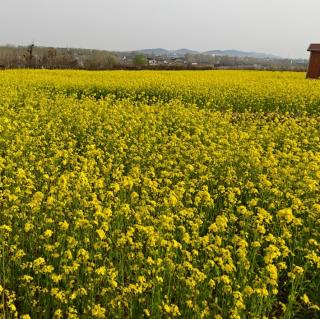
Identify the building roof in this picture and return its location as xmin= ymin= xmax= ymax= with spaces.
xmin=308 ymin=44 xmax=320 ymax=51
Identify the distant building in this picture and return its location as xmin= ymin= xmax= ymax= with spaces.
xmin=307 ymin=44 xmax=320 ymax=79
xmin=148 ymin=58 xmax=157 ymax=66
xmin=170 ymin=57 xmax=186 ymax=65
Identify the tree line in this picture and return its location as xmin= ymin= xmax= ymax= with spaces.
xmin=0 ymin=45 xmax=308 ymax=71
xmin=0 ymin=45 xmax=121 ymax=69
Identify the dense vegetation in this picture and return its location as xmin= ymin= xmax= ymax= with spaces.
xmin=1 ymin=70 xmax=320 ymax=318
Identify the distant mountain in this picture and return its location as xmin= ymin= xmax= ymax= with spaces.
xmin=137 ymin=48 xmax=170 ymax=55
xmin=202 ymin=49 xmax=280 ymax=59
xmin=173 ymin=48 xmax=199 ymax=55
xmin=118 ymin=48 xmax=282 ymax=59
xmin=119 ymin=48 xmax=199 ymax=57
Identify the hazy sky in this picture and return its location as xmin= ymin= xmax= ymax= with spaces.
xmin=1 ymin=0 xmax=319 ymax=58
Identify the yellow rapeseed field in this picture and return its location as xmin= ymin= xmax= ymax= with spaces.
xmin=1 ymin=70 xmax=320 ymax=318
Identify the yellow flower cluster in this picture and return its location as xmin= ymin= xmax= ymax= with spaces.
xmin=1 ymin=70 xmax=320 ymax=318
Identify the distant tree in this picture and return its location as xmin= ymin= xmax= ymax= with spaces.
xmin=24 ymin=44 xmax=35 ymax=68
xmin=105 ymin=53 xmax=120 ymax=68
xmin=84 ymin=51 xmax=120 ymax=69
xmin=133 ymin=54 xmax=147 ymax=67
xmin=185 ymin=53 xmax=196 ymax=64
xmin=47 ymin=48 xmax=57 ymax=68
xmin=185 ymin=53 xmax=216 ymax=66
xmin=52 ymin=50 xmax=77 ymax=69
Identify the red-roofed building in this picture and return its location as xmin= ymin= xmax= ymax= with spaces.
xmin=307 ymin=44 xmax=320 ymax=79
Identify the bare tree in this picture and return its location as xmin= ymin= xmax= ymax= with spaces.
xmin=24 ymin=44 xmax=35 ymax=68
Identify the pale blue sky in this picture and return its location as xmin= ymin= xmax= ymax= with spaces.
xmin=1 ymin=0 xmax=319 ymax=58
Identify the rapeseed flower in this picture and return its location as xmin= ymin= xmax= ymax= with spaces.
xmin=1 ymin=69 xmax=320 ymax=318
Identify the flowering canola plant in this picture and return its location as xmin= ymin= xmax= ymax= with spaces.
xmin=1 ymin=70 xmax=320 ymax=318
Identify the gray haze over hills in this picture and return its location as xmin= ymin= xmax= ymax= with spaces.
xmin=1 ymin=0 xmax=319 ymax=59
